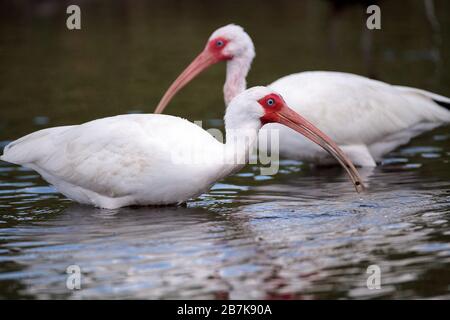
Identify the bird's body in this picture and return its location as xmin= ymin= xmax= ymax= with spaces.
xmin=2 ymin=87 xmax=363 ymax=209
xmin=155 ymin=24 xmax=450 ymax=167
xmin=266 ymin=71 xmax=450 ymax=166
xmin=1 ymin=114 xmax=239 ymax=208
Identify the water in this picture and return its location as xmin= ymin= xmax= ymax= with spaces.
xmin=0 ymin=0 xmax=450 ymax=299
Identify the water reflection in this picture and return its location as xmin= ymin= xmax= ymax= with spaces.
xmin=0 ymin=142 xmax=449 ymax=299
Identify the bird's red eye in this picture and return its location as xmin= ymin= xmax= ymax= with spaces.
xmin=266 ymin=98 xmax=275 ymax=107
xmin=207 ymin=37 xmax=232 ymax=61
xmin=209 ymin=37 xmax=228 ymax=51
xmin=258 ymin=93 xmax=283 ymax=110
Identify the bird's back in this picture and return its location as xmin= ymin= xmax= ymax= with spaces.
xmin=269 ymin=71 xmax=450 ymax=146
xmin=1 ymin=114 xmax=224 ymax=207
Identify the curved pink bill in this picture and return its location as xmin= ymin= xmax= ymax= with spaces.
xmin=154 ymin=49 xmax=220 ymax=114
xmin=275 ymin=104 xmax=365 ymax=193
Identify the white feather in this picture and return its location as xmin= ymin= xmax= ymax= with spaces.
xmin=201 ymin=26 xmax=450 ymax=166
xmin=266 ymin=71 xmax=450 ymax=165
xmin=1 ymin=88 xmax=271 ymax=209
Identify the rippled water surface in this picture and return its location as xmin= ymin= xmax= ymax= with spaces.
xmin=0 ymin=0 xmax=450 ymax=299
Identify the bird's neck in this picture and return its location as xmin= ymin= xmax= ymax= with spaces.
xmin=224 ymin=57 xmax=251 ymax=106
xmin=220 ymin=111 xmax=261 ymax=177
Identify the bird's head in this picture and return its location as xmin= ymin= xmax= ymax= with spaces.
xmin=154 ymin=24 xmax=255 ymax=114
xmin=225 ymin=86 xmax=365 ymax=193
xmin=207 ymin=24 xmax=255 ymax=62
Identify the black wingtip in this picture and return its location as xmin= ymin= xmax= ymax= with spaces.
xmin=433 ymin=99 xmax=450 ymax=110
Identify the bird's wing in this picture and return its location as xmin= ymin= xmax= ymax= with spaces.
xmin=1 ymin=114 xmax=222 ymax=198
xmin=269 ymin=71 xmax=450 ymax=146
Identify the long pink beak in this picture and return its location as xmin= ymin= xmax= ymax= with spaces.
xmin=274 ymin=104 xmax=365 ymax=193
xmin=154 ymin=49 xmax=219 ymax=114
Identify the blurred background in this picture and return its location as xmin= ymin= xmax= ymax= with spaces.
xmin=0 ymin=0 xmax=450 ymax=300
xmin=0 ymin=0 xmax=448 ymax=137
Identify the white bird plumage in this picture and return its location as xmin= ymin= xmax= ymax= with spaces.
xmin=268 ymin=71 xmax=450 ymax=166
xmin=2 ymin=87 xmax=363 ymax=209
xmin=2 ymin=114 xmax=225 ymax=208
xmin=155 ymin=24 xmax=450 ymax=167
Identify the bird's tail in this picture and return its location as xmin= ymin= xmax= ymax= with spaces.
xmin=394 ymin=85 xmax=450 ymax=111
xmin=433 ymin=98 xmax=450 ymax=110
xmin=1 ymin=126 xmax=73 ymax=165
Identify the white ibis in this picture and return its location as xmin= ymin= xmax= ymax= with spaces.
xmin=154 ymin=24 xmax=450 ymax=167
xmin=1 ymin=87 xmax=363 ymax=209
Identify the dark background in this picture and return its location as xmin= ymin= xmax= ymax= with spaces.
xmin=0 ymin=0 xmax=448 ymax=137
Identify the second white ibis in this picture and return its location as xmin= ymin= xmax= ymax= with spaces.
xmin=154 ymin=24 xmax=450 ymax=167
